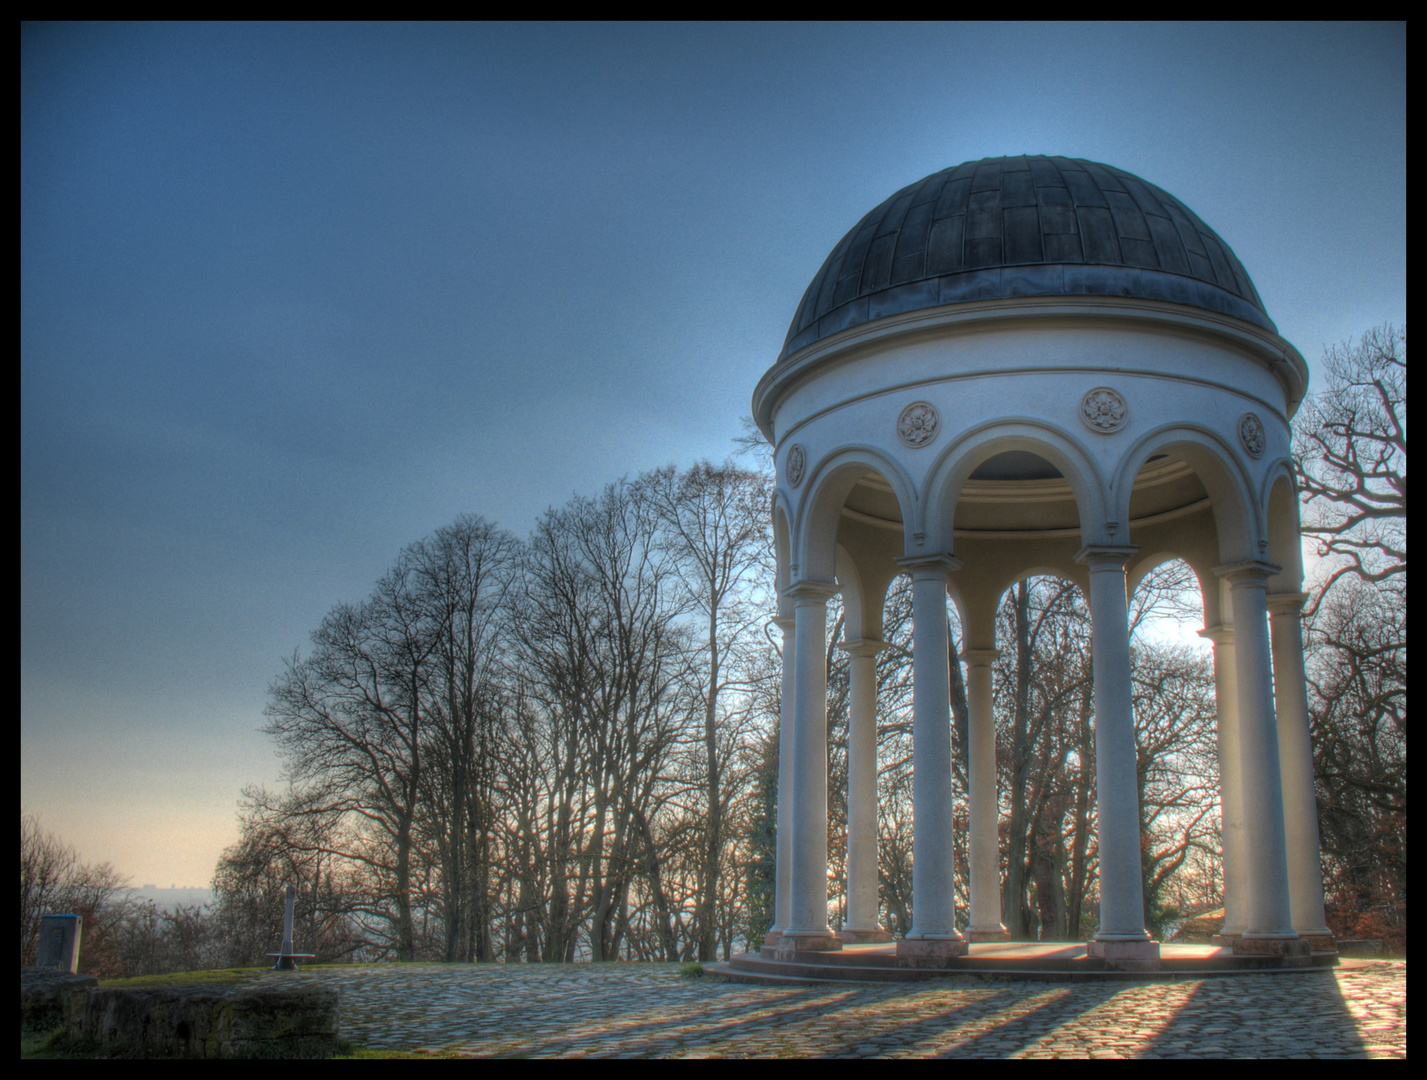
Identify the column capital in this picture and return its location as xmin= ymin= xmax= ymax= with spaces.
xmin=963 ymin=647 xmax=1001 ymax=667
xmin=895 ymin=552 xmax=962 ymax=576
xmin=1197 ymin=623 xmax=1235 ymax=646
xmin=785 ymin=579 xmax=839 ymax=605
xmin=1266 ymin=591 xmax=1312 ymax=617
xmin=837 ymin=638 xmax=889 ymax=658
xmin=770 ymin=615 xmax=796 ymax=635
xmin=1213 ymin=559 xmax=1283 ymax=585
xmin=1074 ymin=543 xmax=1140 ymax=569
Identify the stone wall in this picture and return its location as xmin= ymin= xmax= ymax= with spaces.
xmin=63 ymin=982 xmax=341 ymax=1058
xmin=21 ymin=967 xmax=99 ymax=1030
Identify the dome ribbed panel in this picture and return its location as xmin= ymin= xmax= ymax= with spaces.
xmin=780 ymin=156 xmax=1273 ymax=361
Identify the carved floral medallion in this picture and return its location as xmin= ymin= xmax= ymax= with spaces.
xmin=1239 ymin=413 xmax=1266 ymax=457
xmin=785 ymin=443 xmax=806 ymax=486
xmin=897 ymin=401 xmax=940 ymax=447
xmin=1080 ymin=387 xmax=1129 ymax=433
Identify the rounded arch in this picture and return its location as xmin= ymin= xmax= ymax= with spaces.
xmin=772 ymin=495 xmax=793 ymax=617
xmin=1126 ymin=548 xmax=1216 ymax=600
xmin=793 ymin=444 xmax=918 ymax=585
xmin=920 ymin=419 xmax=1110 ymax=554
xmin=1263 ymin=461 xmax=1305 ymax=591
xmin=1112 ymin=424 xmax=1262 ymax=565
xmin=1126 ymin=552 xmax=1211 ymax=633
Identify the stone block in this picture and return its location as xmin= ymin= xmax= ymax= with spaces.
xmin=1334 ymin=939 xmax=1382 ymax=958
xmin=1231 ymin=936 xmax=1312 ymax=959
xmin=966 ymin=927 xmax=1013 ymax=943
xmin=65 ymin=982 xmax=341 ymax=1058
xmin=20 ymin=967 xmax=98 ymax=1030
xmin=1089 ymin=938 xmax=1161 ymax=971
xmin=773 ymin=933 xmax=842 ymax=959
xmin=838 ymin=927 xmax=893 ymax=944
xmin=895 ymin=936 xmax=967 ymax=968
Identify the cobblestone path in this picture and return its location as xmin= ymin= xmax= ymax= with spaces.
xmin=250 ymin=959 xmax=1405 ymax=1058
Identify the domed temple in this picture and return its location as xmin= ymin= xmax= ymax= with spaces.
xmin=748 ymin=156 xmax=1333 ymax=975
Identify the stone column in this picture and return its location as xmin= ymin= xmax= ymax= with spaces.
xmin=778 ymin=582 xmax=841 ymax=954
xmin=1215 ymin=562 xmax=1305 ymax=960
xmin=1267 ymin=592 xmax=1335 ymax=951
xmin=1199 ymin=624 xmax=1249 ymax=942
xmin=894 ymin=556 xmax=967 ymax=964
xmin=767 ymin=615 xmax=795 ymax=944
xmin=1076 ymin=545 xmax=1158 ymax=970
xmin=964 ymin=647 xmax=1009 ymax=941
xmin=839 ymin=638 xmax=892 ymax=943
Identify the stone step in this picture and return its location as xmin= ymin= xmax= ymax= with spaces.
xmin=718 ymin=947 xmax=1333 ymax=986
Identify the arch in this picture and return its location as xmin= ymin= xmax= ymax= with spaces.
xmin=773 ymin=496 xmax=793 ymax=617
xmin=834 ymin=543 xmax=867 ymax=641
xmin=1111 ymin=424 xmax=1261 ymax=565
xmin=1126 ymin=552 xmax=1211 ymax=639
xmin=920 ymin=419 xmax=1110 ymax=555
xmin=793 ymin=444 xmax=918 ymax=586
xmin=1262 ymin=462 xmax=1305 ymax=591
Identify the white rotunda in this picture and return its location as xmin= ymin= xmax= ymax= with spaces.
xmin=753 ymin=155 xmax=1332 ymax=973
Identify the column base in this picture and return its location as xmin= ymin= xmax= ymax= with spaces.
xmin=838 ymin=927 xmax=893 ymax=944
xmin=966 ymin=926 xmax=1012 ymax=942
xmin=895 ymin=936 xmax=968 ymax=968
xmin=773 ymin=931 xmax=843 ymax=958
xmin=1232 ymin=935 xmax=1311 ymax=961
xmin=1088 ymin=938 xmax=1161 ymax=971
xmin=1302 ymin=933 xmax=1337 ymax=954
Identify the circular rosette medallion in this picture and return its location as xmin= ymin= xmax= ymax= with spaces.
xmin=1239 ymin=413 xmax=1266 ymax=457
xmin=1080 ymin=387 xmax=1129 ymax=433
xmin=785 ymin=443 xmax=806 ymax=487
xmin=896 ymin=401 xmax=940 ymax=447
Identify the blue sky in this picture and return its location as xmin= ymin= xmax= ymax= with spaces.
xmin=21 ymin=22 xmax=1405 ymax=886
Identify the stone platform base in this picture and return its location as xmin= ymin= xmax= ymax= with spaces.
xmin=717 ymin=941 xmax=1338 ymax=986
xmin=839 ymin=928 xmax=893 ymax=944
xmin=966 ymin=927 xmax=1013 ymax=942
xmin=1232 ymin=936 xmax=1312 ymax=965
xmin=1088 ymin=938 xmax=1161 ymax=971
xmin=774 ymin=932 xmax=842 ymax=959
xmin=1303 ymin=934 xmax=1338 ymax=954
xmin=896 ymin=937 xmax=968 ymax=969
xmin=1211 ymin=932 xmax=1242 ymax=947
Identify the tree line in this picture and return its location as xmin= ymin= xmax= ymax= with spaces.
xmin=21 ymin=326 xmax=1405 ymax=973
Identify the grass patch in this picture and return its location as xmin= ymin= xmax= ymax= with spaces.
xmin=99 ymin=967 xmax=268 ymax=990
xmin=21 ymin=1028 xmax=357 ymax=1060
xmin=21 ymin=1029 xmax=100 ymax=1060
xmin=680 ymin=961 xmax=704 ymax=978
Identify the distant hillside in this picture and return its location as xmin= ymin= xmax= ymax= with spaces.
xmin=126 ymin=886 xmax=214 ymax=911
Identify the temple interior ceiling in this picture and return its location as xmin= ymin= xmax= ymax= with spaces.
xmin=839 ymin=453 xmax=1210 ymax=537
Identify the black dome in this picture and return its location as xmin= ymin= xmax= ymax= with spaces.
xmin=780 ymin=156 xmax=1272 ymax=361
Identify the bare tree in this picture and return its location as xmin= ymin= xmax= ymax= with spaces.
xmin=264 ymin=557 xmax=439 ymax=960
xmin=1293 ymin=325 xmax=1407 ymax=953
xmin=642 ymin=461 xmax=772 ymax=960
xmin=515 ymin=480 xmax=692 ymax=961
xmin=1294 ymin=324 xmax=1406 ymax=595
xmin=406 ymin=516 xmax=519 ymax=963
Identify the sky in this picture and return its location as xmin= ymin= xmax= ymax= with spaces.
xmin=21 ymin=23 xmax=1406 ymax=888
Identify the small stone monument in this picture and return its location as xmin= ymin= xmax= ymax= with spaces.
xmin=266 ymin=883 xmax=317 ymax=971
xmin=37 ymin=914 xmax=82 ymax=973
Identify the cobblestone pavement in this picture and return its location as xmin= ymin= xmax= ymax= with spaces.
xmin=244 ymin=960 xmax=1405 ymax=1058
